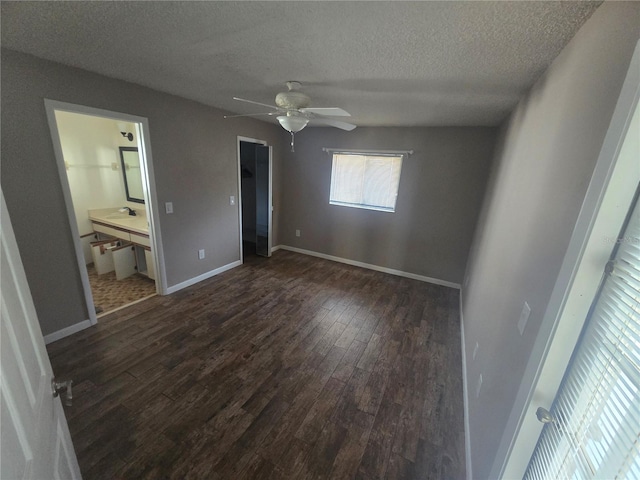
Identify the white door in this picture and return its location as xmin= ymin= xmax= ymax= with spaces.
xmin=0 ymin=191 xmax=82 ymax=480
xmin=112 ymin=244 xmax=136 ymax=280
xmin=255 ymin=145 xmax=272 ymax=257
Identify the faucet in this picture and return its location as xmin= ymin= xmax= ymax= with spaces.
xmin=119 ymin=207 xmax=137 ymax=216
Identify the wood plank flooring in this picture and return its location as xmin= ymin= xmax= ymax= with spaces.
xmin=48 ymin=250 xmax=466 ymax=479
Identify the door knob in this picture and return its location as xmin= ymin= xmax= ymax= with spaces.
xmin=536 ymin=406 xmax=554 ymax=424
xmin=52 ymin=378 xmax=73 ymax=407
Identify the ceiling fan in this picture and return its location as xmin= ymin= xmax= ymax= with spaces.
xmin=224 ymin=81 xmax=356 ymax=151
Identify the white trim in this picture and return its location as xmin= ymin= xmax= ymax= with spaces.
xmin=277 ymin=245 xmax=461 ymax=289
xmin=43 ymin=319 xmax=93 ymax=345
xmin=236 ymin=139 xmax=244 ymax=264
xmin=134 ymin=119 xmax=168 ymax=295
xmin=493 ymin=40 xmax=640 ymax=479
xmin=267 ymin=146 xmax=273 ymax=256
xmin=44 ymin=99 xmax=167 ymax=297
xmin=165 ymin=260 xmax=242 ymax=294
xmin=237 ymin=136 xmax=268 ymax=146
xmin=44 ymin=102 xmax=98 ymax=327
xmin=271 ymin=244 xmax=282 ymax=253
xmin=255 ymin=144 xmax=274 ymax=258
xmin=459 ymin=291 xmax=473 ymax=480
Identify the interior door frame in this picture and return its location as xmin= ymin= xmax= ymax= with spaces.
xmin=44 ymin=99 xmax=167 ymax=333
xmin=494 ymin=40 xmax=640 ymax=478
xmin=236 ymin=136 xmax=270 ymax=263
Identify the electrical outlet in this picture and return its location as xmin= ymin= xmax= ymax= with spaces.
xmin=295 ymin=229 xmax=301 ymax=237
xmin=473 ymin=342 xmax=479 ymax=361
xmin=165 ymin=202 xmax=173 ymax=214
xmin=476 ymin=374 xmax=483 ymax=398
xmin=518 ymin=301 xmax=531 ymax=335
xmin=230 ymin=196 xmax=235 ymax=206
xmin=198 ymin=249 xmax=205 ymax=260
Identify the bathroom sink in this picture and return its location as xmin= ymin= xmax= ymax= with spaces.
xmin=104 ymin=213 xmax=130 ymax=219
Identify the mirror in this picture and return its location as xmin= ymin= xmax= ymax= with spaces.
xmin=119 ymin=147 xmax=144 ymax=204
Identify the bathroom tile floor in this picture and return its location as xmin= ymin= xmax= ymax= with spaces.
xmin=87 ymin=264 xmax=156 ymax=315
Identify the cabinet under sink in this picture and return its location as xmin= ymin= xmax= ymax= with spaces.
xmin=88 ymin=208 xmax=155 ymax=281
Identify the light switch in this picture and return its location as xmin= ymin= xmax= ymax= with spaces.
xmin=165 ymin=202 xmax=173 ymax=214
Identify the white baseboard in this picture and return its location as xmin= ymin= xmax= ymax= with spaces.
xmin=44 ymin=318 xmax=93 ymax=345
xmin=165 ymin=260 xmax=242 ymax=294
xmin=459 ymin=291 xmax=473 ymax=480
xmin=276 ymin=245 xmax=461 ymax=289
xmin=271 ymin=244 xmax=282 ymax=252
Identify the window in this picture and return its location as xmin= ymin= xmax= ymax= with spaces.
xmin=524 ymin=193 xmax=640 ymax=480
xmin=329 ymin=153 xmax=403 ymax=212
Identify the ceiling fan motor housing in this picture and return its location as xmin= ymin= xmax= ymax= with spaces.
xmin=275 ymin=90 xmax=311 ymax=110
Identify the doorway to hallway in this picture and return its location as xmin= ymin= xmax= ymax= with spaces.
xmin=238 ymin=137 xmax=273 ymax=261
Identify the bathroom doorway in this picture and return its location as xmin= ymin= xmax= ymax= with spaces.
xmin=45 ymin=100 xmax=165 ymax=326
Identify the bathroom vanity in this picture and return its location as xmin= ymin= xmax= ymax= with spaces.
xmin=88 ymin=208 xmax=156 ymax=280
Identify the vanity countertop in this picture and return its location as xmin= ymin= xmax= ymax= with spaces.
xmin=89 ymin=208 xmax=149 ymax=235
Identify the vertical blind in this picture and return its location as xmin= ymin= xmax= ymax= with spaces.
xmin=329 ymin=154 xmax=403 ymax=212
xmin=525 ymin=195 xmax=640 ymax=479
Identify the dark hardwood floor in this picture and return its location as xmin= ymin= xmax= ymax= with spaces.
xmin=48 ymin=250 xmax=466 ymax=479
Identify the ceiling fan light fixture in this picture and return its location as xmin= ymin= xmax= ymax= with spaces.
xmin=277 ymin=115 xmax=308 ymax=133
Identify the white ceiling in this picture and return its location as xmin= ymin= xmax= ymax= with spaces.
xmin=1 ymin=1 xmax=601 ymax=127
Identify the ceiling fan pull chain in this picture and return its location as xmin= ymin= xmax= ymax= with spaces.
xmin=290 ymin=131 xmax=295 ymax=152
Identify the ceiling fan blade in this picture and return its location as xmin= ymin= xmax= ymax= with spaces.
xmin=300 ymin=107 xmax=351 ymax=117
xmin=223 ymin=112 xmax=278 ymax=119
xmin=233 ymin=97 xmax=279 ymax=110
xmin=310 ymin=117 xmax=357 ymax=131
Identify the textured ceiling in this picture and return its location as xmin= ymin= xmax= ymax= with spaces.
xmin=1 ymin=1 xmax=601 ymax=127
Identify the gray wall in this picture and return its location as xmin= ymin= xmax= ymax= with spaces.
xmin=461 ymin=3 xmax=640 ymax=478
xmin=280 ymin=127 xmax=497 ymax=284
xmin=1 ymin=49 xmax=285 ymax=336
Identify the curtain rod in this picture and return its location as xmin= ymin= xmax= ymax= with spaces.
xmin=322 ymin=148 xmax=413 ymax=156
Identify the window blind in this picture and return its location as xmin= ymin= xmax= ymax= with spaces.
xmin=525 ymin=197 xmax=640 ymax=479
xmin=329 ymin=154 xmax=403 ymax=212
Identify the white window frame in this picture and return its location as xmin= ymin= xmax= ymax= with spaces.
xmin=325 ymin=149 xmax=410 ymax=213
